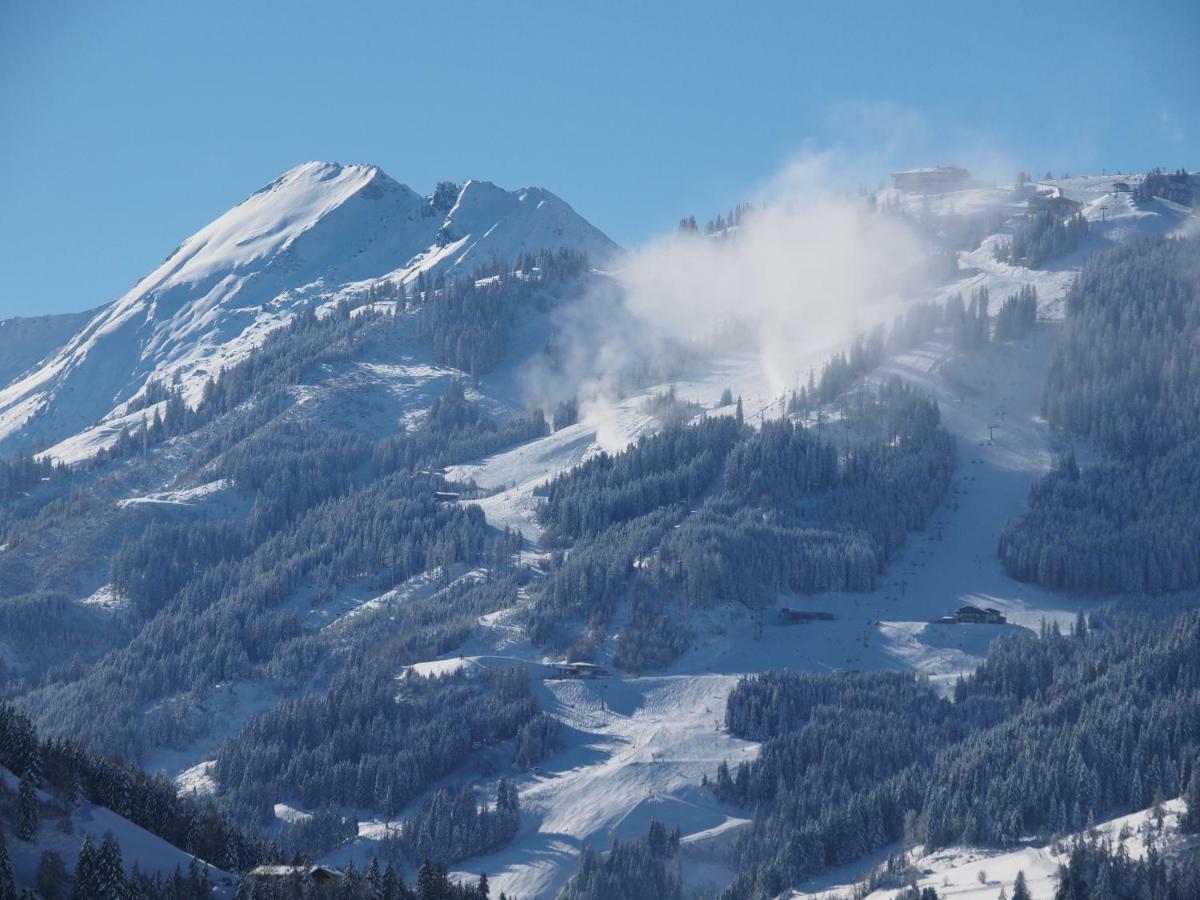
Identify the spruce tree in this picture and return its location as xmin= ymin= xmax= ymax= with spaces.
xmin=72 ymin=834 xmax=97 ymax=900
xmin=15 ymin=776 xmax=38 ymax=842
xmin=416 ymin=859 xmax=439 ymax=900
xmin=35 ymin=851 xmax=69 ymax=900
xmin=1182 ymin=765 xmax=1200 ymax=833
xmin=1011 ymin=870 xmax=1031 ymax=900
xmin=381 ymin=864 xmax=402 ymax=899
xmin=366 ymin=857 xmax=383 ymax=896
xmin=0 ymin=827 xmax=17 ymax=900
xmin=93 ymin=833 xmax=126 ymax=900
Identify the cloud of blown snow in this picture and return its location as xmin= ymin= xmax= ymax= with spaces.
xmin=521 ymin=150 xmax=934 ymax=431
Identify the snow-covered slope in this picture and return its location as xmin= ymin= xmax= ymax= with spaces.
xmin=1 ymin=766 xmax=233 ymax=895
xmin=0 ymin=162 xmax=618 ymax=459
xmin=794 ymin=799 xmax=1196 ymax=900
xmin=0 ymin=306 xmax=99 ymax=389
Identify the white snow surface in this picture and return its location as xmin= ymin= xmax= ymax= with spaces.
xmin=0 ymin=162 xmax=618 ymax=461
xmin=793 ymin=799 xmax=1196 ymax=900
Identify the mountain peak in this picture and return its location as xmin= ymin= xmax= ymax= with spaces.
xmin=0 ymin=165 xmax=618 ymax=460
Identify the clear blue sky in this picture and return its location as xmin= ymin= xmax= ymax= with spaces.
xmin=1 ymin=0 xmax=1196 ymax=317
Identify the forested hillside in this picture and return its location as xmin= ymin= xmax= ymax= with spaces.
xmin=994 ymin=209 xmax=1089 ymax=269
xmin=0 ymin=250 xmax=599 ymax=883
xmin=527 ymin=378 xmax=955 ymax=662
xmin=557 ymin=820 xmax=683 ymax=900
xmin=213 ymin=667 xmax=536 ymax=835
xmin=1000 ymin=237 xmax=1200 ymax=593
xmin=709 ymin=602 xmax=1200 ymax=898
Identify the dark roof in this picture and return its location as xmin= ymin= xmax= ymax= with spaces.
xmin=249 ymin=865 xmax=345 ymax=881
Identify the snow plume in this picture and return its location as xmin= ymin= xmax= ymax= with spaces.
xmin=522 ymin=154 xmax=932 ymax=432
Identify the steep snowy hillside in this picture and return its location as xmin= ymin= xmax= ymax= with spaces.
xmin=0 ymin=162 xmax=617 ymax=459
xmin=0 ymin=306 xmax=99 ymax=389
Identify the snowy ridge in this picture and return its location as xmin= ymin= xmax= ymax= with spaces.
xmin=0 ymin=162 xmax=618 ymax=461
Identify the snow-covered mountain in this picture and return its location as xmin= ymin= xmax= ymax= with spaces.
xmin=4 ymin=166 xmax=1197 ymax=900
xmin=0 ymin=161 xmax=618 ymax=458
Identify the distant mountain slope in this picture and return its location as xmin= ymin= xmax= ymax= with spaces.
xmin=0 ymin=306 xmax=100 ymax=391
xmin=0 ymin=162 xmax=618 ymax=458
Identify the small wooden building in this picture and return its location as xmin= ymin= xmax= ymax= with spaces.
xmin=1027 ymin=192 xmax=1082 ymax=217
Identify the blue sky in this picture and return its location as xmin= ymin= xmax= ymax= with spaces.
xmin=1 ymin=0 xmax=1196 ymax=318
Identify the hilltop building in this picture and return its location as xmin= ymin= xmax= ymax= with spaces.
xmin=550 ymin=661 xmax=609 ymax=679
xmin=932 ymin=605 xmax=1007 ymax=625
xmin=892 ymin=166 xmax=971 ymax=193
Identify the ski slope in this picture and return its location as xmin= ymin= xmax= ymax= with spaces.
xmin=409 ymin=175 xmax=1197 ymax=898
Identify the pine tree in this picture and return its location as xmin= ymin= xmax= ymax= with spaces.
xmin=0 ymin=827 xmax=17 ymax=900
xmin=382 ymin=864 xmax=402 ymax=899
xmin=1011 ymin=870 xmax=1031 ymax=900
xmin=1182 ymin=764 xmax=1200 ymax=833
xmin=35 ymin=852 xmax=69 ymax=900
xmin=15 ymin=776 xmax=38 ymax=841
xmin=72 ymin=834 xmax=98 ymax=900
xmin=1073 ymin=609 xmax=1088 ymax=638
xmin=366 ymin=857 xmax=383 ymax=897
xmin=93 ymin=833 xmax=126 ymax=900
xmin=416 ymin=858 xmax=453 ymax=900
